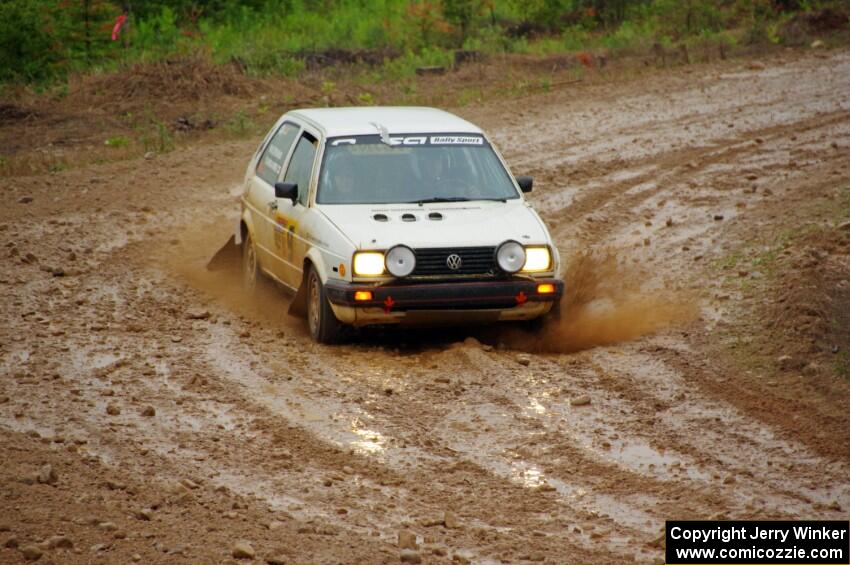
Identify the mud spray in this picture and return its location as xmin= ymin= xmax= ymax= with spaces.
xmin=153 ymin=219 xmax=304 ymax=332
xmin=502 ymin=250 xmax=699 ymax=353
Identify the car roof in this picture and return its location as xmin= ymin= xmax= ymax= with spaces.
xmin=288 ymin=107 xmax=483 ymax=138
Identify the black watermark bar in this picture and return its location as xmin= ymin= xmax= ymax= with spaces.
xmin=666 ymin=521 xmax=849 ymax=564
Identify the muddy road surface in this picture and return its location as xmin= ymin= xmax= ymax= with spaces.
xmin=2 ymin=50 xmax=849 ymax=564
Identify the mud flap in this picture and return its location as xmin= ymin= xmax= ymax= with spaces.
xmin=206 ymin=235 xmax=240 ymax=271
xmin=288 ymin=278 xmax=308 ymax=318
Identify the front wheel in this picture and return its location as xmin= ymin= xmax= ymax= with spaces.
xmin=306 ymin=266 xmax=343 ymax=344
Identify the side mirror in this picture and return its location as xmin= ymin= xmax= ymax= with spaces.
xmin=274 ymin=181 xmax=298 ymax=204
xmin=516 ymin=176 xmax=533 ymax=193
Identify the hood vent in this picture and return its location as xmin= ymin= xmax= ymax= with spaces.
xmin=401 ymin=213 xmax=417 ymax=222
xmin=373 ymin=213 xmax=389 ymax=222
xmin=428 ymin=212 xmax=443 ymax=221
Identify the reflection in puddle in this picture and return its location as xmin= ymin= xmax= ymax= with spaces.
xmin=350 ymin=419 xmax=386 ymax=455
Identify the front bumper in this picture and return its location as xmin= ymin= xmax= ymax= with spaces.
xmin=324 ymin=278 xmax=564 ymax=326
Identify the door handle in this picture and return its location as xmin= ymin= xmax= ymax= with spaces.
xmin=267 ymin=200 xmax=278 ymax=210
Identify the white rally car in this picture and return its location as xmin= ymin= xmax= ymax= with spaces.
xmin=237 ymin=107 xmax=563 ymax=343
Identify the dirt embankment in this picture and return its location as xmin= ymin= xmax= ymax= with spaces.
xmin=1 ymin=49 xmax=849 ymax=564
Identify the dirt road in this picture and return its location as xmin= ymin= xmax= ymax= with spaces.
xmin=2 ymin=49 xmax=849 ymax=564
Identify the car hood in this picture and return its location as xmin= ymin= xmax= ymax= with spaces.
xmin=317 ymin=201 xmax=550 ymax=249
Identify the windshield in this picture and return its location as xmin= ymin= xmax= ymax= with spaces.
xmin=317 ymin=134 xmax=520 ymax=205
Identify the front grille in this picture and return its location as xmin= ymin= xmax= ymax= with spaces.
xmin=411 ymin=246 xmax=496 ymax=278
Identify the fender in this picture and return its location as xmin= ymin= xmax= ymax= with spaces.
xmin=288 ymin=246 xmax=329 ymax=318
xmin=239 ymin=206 xmax=255 ymax=244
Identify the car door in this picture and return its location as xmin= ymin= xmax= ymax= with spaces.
xmin=245 ymin=120 xmax=300 ymax=277
xmin=271 ymin=129 xmax=320 ymax=288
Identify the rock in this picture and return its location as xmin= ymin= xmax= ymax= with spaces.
xmin=665 ymin=218 xmax=674 ymax=227
xmin=713 ymin=214 xmax=724 ymax=221
xmin=45 ymin=535 xmax=73 ymax=549
xmin=20 ymin=545 xmax=43 ymax=560
xmin=516 ymin=354 xmax=531 ymax=366
xmin=186 ymin=308 xmax=211 ymax=320
xmin=37 ymin=464 xmax=58 ymax=485
xmin=51 ymin=268 xmax=65 ymax=277
xmin=400 ymin=549 xmax=422 ymax=563
xmin=144 ymin=151 xmax=156 ymax=160
xmin=135 ymin=508 xmax=153 ymax=521
xmin=570 ymin=395 xmax=592 ymax=407
xmin=267 ymin=520 xmax=284 ymax=531
xmin=98 ymin=521 xmax=117 ymax=531
xmin=776 ymin=354 xmax=796 ymax=371
xmin=5 ymin=536 xmax=19 ymax=548
xmin=267 ymin=556 xmax=288 ymax=565
xmin=0 ymin=524 xmax=10 ymax=532
xmin=139 ymin=404 xmax=156 ymax=417
xmin=398 ymin=530 xmax=417 ymax=550
xmin=838 ymin=220 xmax=850 ymax=231
xmin=443 ymin=511 xmax=461 ymax=529
xmin=746 ymin=61 xmax=765 ymax=70
xmin=232 ymin=541 xmax=256 ymax=559
xmin=19 ymin=196 xmax=34 ymax=204
xmin=828 ymin=500 xmax=842 ymax=511
xmin=810 ymin=39 xmax=824 ymax=49
xmin=132 ymin=554 xmax=141 ymax=562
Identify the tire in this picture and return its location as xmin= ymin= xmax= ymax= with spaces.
xmin=241 ymin=231 xmax=259 ymax=291
xmin=306 ymin=266 xmax=343 ymax=344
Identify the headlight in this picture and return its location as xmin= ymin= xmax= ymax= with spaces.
xmin=522 ymin=246 xmax=552 ymax=272
xmin=496 ymin=240 xmax=526 ymax=273
xmin=353 ymin=251 xmax=385 ymax=276
xmin=385 ymin=245 xmax=416 ymax=277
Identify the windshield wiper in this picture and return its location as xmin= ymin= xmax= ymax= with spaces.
xmin=410 ymin=197 xmax=470 ymax=205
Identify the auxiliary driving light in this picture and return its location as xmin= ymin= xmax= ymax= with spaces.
xmin=537 ymin=283 xmax=555 ymax=295
xmin=353 ymin=251 xmax=385 ymax=276
xmin=522 ymin=246 xmax=552 ymax=272
xmin=385 ymin=245 xmax=416 ymax=277
xmin=496 ymin=240 xmax=526 ymax=273
xmin=354 ymin=291 xmax=373 ymax=301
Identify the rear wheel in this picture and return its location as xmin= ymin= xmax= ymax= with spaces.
xmin=307 ymin=266 xmax=343 ymax=344
xmin=241 ymin=231 xmax=259 ymax=291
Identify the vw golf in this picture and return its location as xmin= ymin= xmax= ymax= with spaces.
xmin=237 ymin=107 xmax=563 ymax=343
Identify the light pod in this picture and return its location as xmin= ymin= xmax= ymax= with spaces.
xmin=385 ymin=245 xmax=416 ymax=277
xmin=496 ymin=240 xmax=526 ymax=273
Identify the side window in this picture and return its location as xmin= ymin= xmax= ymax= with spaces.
xmin=284 ymin=133 xmax=318 ymax=206
xmin=256 ymin=122 xmax=299 ymax=186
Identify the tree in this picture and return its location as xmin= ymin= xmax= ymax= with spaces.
xmin=441 ymin=0 xmax=484 ymax=46
xmin=0 ymin=0 xmax=62 ymax=81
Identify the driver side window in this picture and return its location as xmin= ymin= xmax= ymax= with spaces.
xmin=284 ymin=133 xmax=318 ymax=206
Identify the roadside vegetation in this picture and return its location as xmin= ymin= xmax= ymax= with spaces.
xmin=2 ymin=0 xmax=849 ymax=85
xmin=0 ymin=1 xmax=848 ymax=176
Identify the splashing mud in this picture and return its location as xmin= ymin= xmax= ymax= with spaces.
xmin=153 ymin=219 xmax=302 ymax=331
xmin=505 ymin=250 xmax=698 ymax=353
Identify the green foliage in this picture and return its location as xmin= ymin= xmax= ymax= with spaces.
xmin=226 ymin=109 xmax=255 ymax=136
xmin=0 ymin=0 xmax=62 ymax=81
xmin=104 ymin=135 xmax=129 ymax=147
xmin=0 ymin=0 xmax=839 ymax=85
